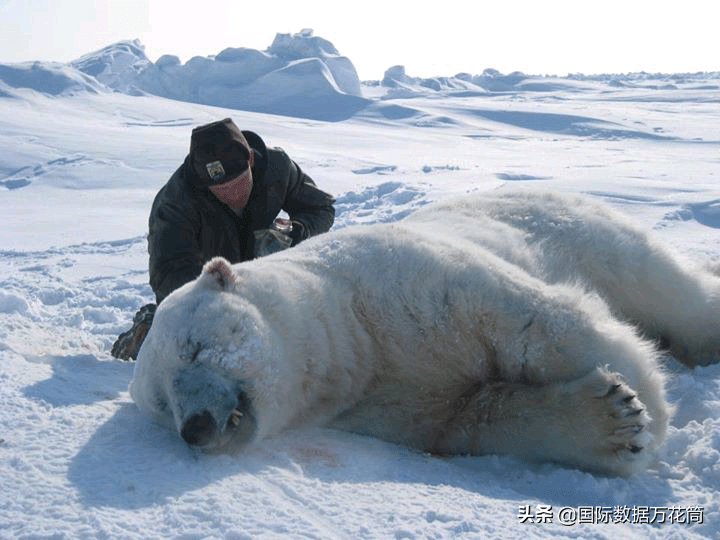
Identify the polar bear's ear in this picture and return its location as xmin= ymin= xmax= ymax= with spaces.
xmin=199 ymin=257 xmax=236 ymax=291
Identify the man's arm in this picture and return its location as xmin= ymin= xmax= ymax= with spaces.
xmin=282 ymin=160 xmax=335 ymax=244
xmin=148 ymin=202 xmax=204 ymax=304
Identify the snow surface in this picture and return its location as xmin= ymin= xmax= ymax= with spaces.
xmin=1 ymin=32 xmax=720 ymax=539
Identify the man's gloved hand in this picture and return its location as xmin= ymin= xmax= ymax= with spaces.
xmin=254 ymin=228 xmax=292 ymax=257
xmin=288 ymin=219 xmax=306 ymax=245
xmin=111 ymin=303 xmax=156 ymax=361
xmin=254 ymin=219 xmax=296 ymax=257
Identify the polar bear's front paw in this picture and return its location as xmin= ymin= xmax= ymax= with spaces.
xmin=598 ymin=374 xmax=652 ymax=458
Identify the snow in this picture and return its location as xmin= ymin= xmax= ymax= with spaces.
xmin=66 ymin=30 xmax=367 ymax=121
xmin=1 ymin=30 xmax=720 ymax=539
xmin=0 ymin=61 xmax=105 ymax=96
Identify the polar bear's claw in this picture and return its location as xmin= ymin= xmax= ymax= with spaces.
xmin=593 ymin=371 xmax=654 ymax=466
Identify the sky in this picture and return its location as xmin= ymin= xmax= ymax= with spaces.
xmin=1 ymin=0 xmax=718 ymax=80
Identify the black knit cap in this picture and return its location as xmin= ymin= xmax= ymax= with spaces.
xmin=189 ymin=118 xmax=251 ymax=186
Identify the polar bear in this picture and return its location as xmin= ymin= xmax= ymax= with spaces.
xmin=130 ymin=189 xmax=720 ymax=476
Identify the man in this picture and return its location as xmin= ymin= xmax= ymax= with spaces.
xmin=111 ymin=117 xmax=335 ymax=360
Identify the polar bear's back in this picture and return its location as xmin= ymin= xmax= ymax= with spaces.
xmin=231 ymin=189 xmax=677 ymax=393
xmin=402 ymin=189 xmax=687 ymax=311
xmin=272 ymin=195 xmax=614 ymax=383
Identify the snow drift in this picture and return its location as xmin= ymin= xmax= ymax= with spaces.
xmin=0 ymin=61 xmax=105 ymax=97
xmin=69 ymin=29 xmax=368 ymax=120
xmin=0 ymin=30 xmax=368 ymax=121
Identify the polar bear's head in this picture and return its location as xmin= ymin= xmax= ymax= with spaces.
xmin=129 ymin=257 xmax=282 ymax=451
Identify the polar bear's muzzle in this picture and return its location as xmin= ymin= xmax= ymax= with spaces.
xmin=171 ymin=364 xmax=258 ymax=450
xmin=180 ymin=389 xmax=257 ymax=449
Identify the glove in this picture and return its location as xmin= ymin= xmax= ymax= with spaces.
xmin=288 ymin=220 xmax=306 ymax=245
xmin=254 ymin=227 xmax=292 ymax=257
xmin=111 ymin=303 xmax=156 ymax=361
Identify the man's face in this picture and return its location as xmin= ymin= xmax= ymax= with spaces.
xmin=208 ymin=147 xmax=255 ymax=211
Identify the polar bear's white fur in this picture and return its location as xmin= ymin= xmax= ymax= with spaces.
xmin=130 ymin=190 xmax=720 ymax=475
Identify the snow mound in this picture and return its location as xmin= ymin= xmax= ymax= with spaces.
xmin=0 ymin=61 xmax=106 ymax=96
xmin=71 ymin=29 xmax=369 ymax=120
xmin=0 ymin=80 xmax=17 ymax=98
xmin=334 ymin=181 xmax=430 ymax=225
xmin=380 ymin=66 xmax=530 ymax=96
xmin=0 ymin=290 xmax=29 ymax=314
xmin=70 ymin=39 xmax=151 ymax=94
xmin=268 ymin=29 xmax=362 ymax=97
xmin=381 ymin=65 xmax=487 ymax=97
xmin=662 ymin=200 xmax=720 ymax=228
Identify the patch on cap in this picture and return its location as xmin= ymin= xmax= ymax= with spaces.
xmin=205 ymin=161 xmax=226 ymax=183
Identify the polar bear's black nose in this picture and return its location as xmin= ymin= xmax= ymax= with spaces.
xmin=181 ymin=411 xmax=217 ymax=446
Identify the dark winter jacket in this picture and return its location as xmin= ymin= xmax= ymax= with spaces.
xmin=148 ymin=130 xmax=335 ymax=304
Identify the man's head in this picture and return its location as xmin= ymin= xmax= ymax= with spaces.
xmin=190 ymin=118 xmax=255 ymax=211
